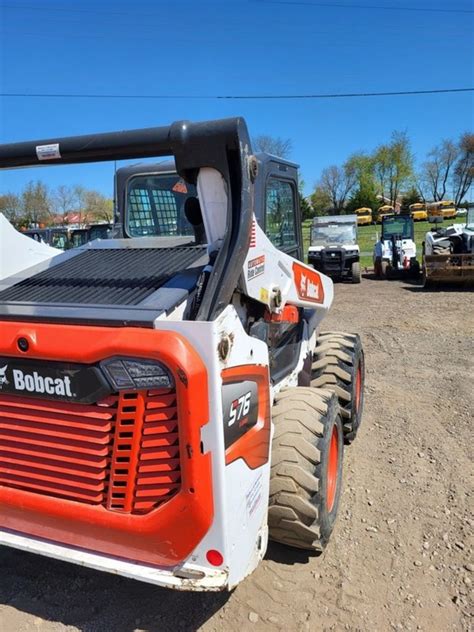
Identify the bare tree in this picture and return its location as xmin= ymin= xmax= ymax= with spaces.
xmin=0 ymin=193 xmax=22 ymax=225
xmin=83 ymin=190 xmax=113 ymax=222
xmin=318 ymin=162 xmax=357 ymax=213
xmin=52 ymin=185 xmax=84 ymax=224
xmin=21 ymin=181 xmax=52 ymax=227
xmin=253 ymin=135 xmax=292 ymax=158
xmin=452 ymin=132 xmax=474 ymax=206
xmin=420 ymin=139 xmax=459 ymax=201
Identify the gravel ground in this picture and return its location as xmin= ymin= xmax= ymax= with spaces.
xmin=1 ymin=277 xmax=473 ymax=632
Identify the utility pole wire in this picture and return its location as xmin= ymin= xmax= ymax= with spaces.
xmin=1 ymin=88 xmax=473 ymax=100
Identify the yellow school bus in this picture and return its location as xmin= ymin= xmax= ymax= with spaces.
xmin=427 ymin=200 xmax=457 ymax=221
xmin=355 ymin=207 xmax=372 ymax=226
xmin=376 ymin=205 xmax=394 ymax=223
xmin=409 ymin=202 xmax=428 ymax=222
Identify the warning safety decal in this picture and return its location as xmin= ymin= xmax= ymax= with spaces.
xmin=247 ymin=255 xmax=265 ymax=281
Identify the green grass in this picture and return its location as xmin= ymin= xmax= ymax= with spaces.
xmin=302 ymin=217 xmax=466 ymax=270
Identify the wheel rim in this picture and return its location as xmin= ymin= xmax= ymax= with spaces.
xmin=355 ymin=363 xmax=362 ymax=413
xmin=326 ymin=426 xmax=339 ymax=512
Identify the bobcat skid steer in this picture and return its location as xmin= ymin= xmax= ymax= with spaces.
xmin=0 ymin=118 xmax=365 ymax=591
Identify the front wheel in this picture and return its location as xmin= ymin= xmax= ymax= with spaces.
xmin=268 ymin=388 xmax=343 ymax=551
xmin=410 ymin=259 xmax=420 ymax=278
xmin=351 ymin=261 xmax=361 ymax=283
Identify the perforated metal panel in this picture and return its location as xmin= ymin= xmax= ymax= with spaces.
xmin=0 ymin=246 xmax=206 ymax=306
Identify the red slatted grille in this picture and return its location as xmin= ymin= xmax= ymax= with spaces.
xmin=107 ymin=389 xmax=181 ymax=514
xmin=0 ymin=394 xmax=117 ymax=504
xmin=136 ymin=389 xmax=181 ymax=513
xmin=0 ymin=387 xmax=181 ymax=514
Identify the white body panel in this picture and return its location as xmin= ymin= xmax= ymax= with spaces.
xmin=374 ymin=238 xmax=416 ymax=268
xmin=197 ymin=168 xmax=228 ymax=245
xmin=0 ymin=214 xmax=61 ymax=281
xmin=242 ymin=220 xmax=333 ymax=313
xmin=424 ymin=224 xmax=465 ymax=255
xmin=153 ymin=307 xmax=272 ymax=589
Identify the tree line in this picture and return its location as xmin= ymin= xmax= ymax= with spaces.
xmin=0 ymin=182 xmax=113 ymax=229
xmin=309 ymin=131 xmax=473 ymax=218
xmin=1 ymin=132 xmax=472 ymax=228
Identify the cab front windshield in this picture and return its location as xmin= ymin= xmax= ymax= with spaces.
xmin=382 ymin=217 xmax=413 ymax=240
xmin=126 ymin=173 xmax=197 ymax=239
xmin=311 ymin=223 xmax=356 ymax=246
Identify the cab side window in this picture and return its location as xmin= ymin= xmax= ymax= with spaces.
xmin=265 ymin=178 xmax=297 ymax=248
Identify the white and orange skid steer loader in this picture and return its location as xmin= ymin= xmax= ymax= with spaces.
xmin=0 ymin=118 xmax=364 ymax=591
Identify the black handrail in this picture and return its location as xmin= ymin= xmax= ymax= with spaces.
xmin=0 ymin=117 xmax=254 ymax=322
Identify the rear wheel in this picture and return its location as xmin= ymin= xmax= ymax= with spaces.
xmin=373 ymin=256 xmax=382 ymax=277
xmin=410 ymin=259 xmax=420 ymax=278
xmin=381 ymin=260 xmax=389 ymax=278
xmin=268 ymin=388 xmax=343 ymax=551
xmin=311 ymin=332 xmax=365 ymax=443
xmin=351 ymin=261 xmax=361 ymax=283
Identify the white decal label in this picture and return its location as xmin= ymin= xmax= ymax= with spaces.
xmin=246 ymin=473 xmax=263 ymax=517
xmin=36 ymin=143 xmax=61 ymax=161
xmin=247 ymin=255 xmax=265 ymax=281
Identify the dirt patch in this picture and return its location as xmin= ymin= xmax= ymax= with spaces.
xmin=1 ymin=278 xmax=473 ymax=631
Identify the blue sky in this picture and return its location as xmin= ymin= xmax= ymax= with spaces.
xmin=0 ymin=0 xmax=473 ymax=198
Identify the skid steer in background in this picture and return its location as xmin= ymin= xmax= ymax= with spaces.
xmin=422 ymin=208 xmax=474 ymax=288
xmin=0 ymin=118 xmax=365 ymax=591
xmin=373 ymin=214 xmax=420 ymax=279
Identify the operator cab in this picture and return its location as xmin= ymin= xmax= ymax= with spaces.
xmin=113 ymin=154 xmax=303 ymax=261
xmin=381 ymin=214 xmax=414 ymax=242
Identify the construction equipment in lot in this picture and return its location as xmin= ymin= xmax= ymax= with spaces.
xmin=307 ymin=214 xmax=361 ymax=283
xmin=373 ymin=214 xmax=420 ymax=279
xmin=0 ymin=118 xmax=365 ymax=591
xmin=422 ymin=208 xmax=474 ymax=288
xmin=24 ymin=222 xmax=111 ymax=250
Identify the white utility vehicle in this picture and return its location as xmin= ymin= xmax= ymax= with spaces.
xmin=308 ymin=215 xmax=361 ymax=283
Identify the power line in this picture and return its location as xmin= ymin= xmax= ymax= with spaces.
xmin=2 ymin=1 xmax=472 ymax=16
xmin=0 ymin=88 xmax=473 ymax=100
xmin=254 ymin=0 xmax=474 ymax=13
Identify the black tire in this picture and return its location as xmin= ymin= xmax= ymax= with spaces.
xmin=351 ymin=261 xmax=361 ymax=283
xmin=268 ymin=388 xmax=343 ymax=551
xmin=311 ymin=332 xmax=365 ymax=443
xmin=381 ymin=260 xmax=389 ymax=278
xmin=373 ymin=256 xmax=382 ymax=277
xmin=410 ymin=259 xmax=420 ymax=278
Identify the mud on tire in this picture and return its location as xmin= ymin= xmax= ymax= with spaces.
xmin=311 ymin=332 xmax=365 ymax=443
xmin=268 ymin=388 xmax=343 ymax=551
